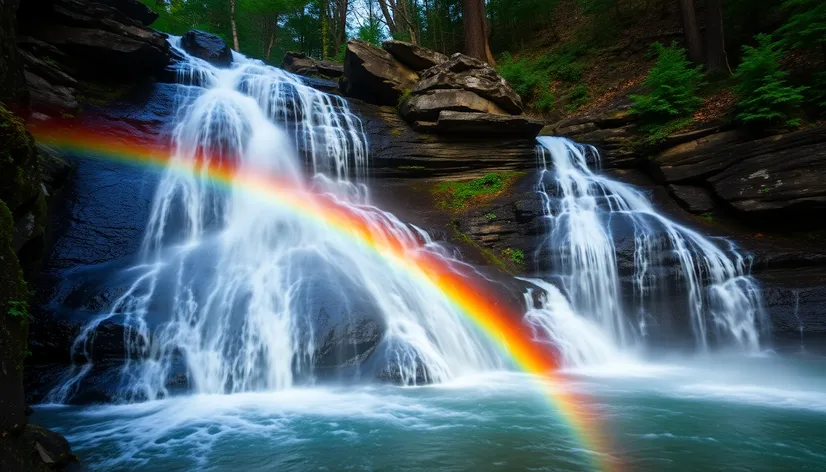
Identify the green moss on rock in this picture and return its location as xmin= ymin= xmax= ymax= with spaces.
xmin=0 ymin=105 xmax=39 ymax=212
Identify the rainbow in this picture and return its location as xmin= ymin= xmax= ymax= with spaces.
xmin=31 ymin=122 xmax=617 ymax=471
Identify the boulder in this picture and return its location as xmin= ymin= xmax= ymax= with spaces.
xmin=414 ymin=53 xmax=523 ymax=114
xmin=417 ymin=111 xmax=544 ymax=137
xmin=181 ymin=30 xmax=232 ymax=67
xmin=23 ymin=424 xmax=77 ymax=469
xmin=400 ymin=89 xmax=506 ymax=122
xmin=340 ymin=39 xmax=418 ymax=106
xmin=282 ymin=51 xmax=343 ymax=78
xmin=17 ymin=0 xmax=171 ymax=79
xmin=668 ymin=184 xmax=716 ymax=213
xmin=382 ymin=40 xmax=448 ymax=71
xmin=36 ymin=25 xmax=169 ymax=76
xmin=316 ymin=60 xmax=344 ymax=78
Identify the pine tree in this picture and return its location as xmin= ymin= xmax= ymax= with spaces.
xmin=630 ymin=42 xmax=704 ymax=119
xmin=777 ymin=0 xmax=826 ymax=60
xmin=733 ymin=34 xmax=805 ymax=127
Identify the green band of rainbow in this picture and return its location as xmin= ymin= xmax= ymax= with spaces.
xmin=32 ymin=123 xmax=618 ymax=472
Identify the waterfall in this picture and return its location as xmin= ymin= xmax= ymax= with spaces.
xmin=534 ymin=137 xmax=769 ymax=354
xmin=47 ymin=40 xmax=502 ymax=404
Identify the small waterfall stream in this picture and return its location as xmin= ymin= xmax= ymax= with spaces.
xmin=533 ymin=137 xmax=769 ymax=356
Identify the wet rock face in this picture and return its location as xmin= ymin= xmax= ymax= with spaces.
xmin=181 ymin=30 xmax=233 ymax=67
xmin=340 ymin=39 xmax=419 ymax=106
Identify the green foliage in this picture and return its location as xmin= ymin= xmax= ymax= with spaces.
xmin=7 ymin=300 xmax=28 ymax=321
xmin=397 ymin=89 xmax=413 ymax=110
xmin=357 ymin=19 xmax=384 ymax=46
xmin=701 ymin=213 xmax=714 ymax=223
xmin=502 ymin=248 xmax=525 ymax=265
xmin=733 ymin=34 xmax=805 ymax=127
xmin=534 ymin=90 xmax=556 ymax=112
xmin=434 ymin=172 xmax=519 ymax=209
xmin=485 ymin=213 xmax=497 ymax=220
xmin=630 ymin=42 xmax=704 ymax=120
xmin=776 ymin=0 xmax=826 ymax=52
xmin=565 ymin=84 xmax=591 ymax=111
xmin=498 ymin=46 xmax=586 ymax=112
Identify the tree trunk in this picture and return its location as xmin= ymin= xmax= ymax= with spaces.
xmin=462 ymin=0 xmax=488 ymax=63
xmin=265 ymin=12 xmax=280 ymax=63
xmin=482 ymin=4 xmax=495 ymax=66
xmin=677 ymin=0 xmax=703 ymax=63
xmin=229 ymin=0 xmax=240 ymax=51
xmin=322 ymin=0 xmax=329 ymax=59
xmin=335 ymin=0 xmax=348 ymax=53
xmin=705 ymin=0 xmax=730 ymax=74
xmin=378 ymin=0 xmax=397 ymax=37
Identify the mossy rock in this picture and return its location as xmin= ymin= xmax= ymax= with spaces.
xmin=0 ymin=105 xmax=39 ymax=213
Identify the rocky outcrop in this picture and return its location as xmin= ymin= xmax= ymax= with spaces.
xmin=340 ymin=42 xmax=538 ymax=140
xmin=282 ymin=51 xmax=343 ymax=78
xmin=414 ymin=111 xmax=544 ymax=137
xmin=413 ymin=54 xmax=523 ymax=114
xmin=400 ymin=89 xmax=506 ymax=122
xmin=340 ymin=39 xmax=418 ymax=106
xmin=13 ymin=0 xmax=171 ymax=114
xmin=647 ymin=125 xmax=826 ymax=224
xmin=352 ymin=101 xmax=538 ymax=177
xmin=181 ymin=30 xmax=232 ymax=67
xmin=382 ymin=40 xmax=448 ymax=71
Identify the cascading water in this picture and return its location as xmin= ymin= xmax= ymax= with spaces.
xmin=534 ymin=137 xmax=769 ymax=356
xmin=47 ymin=40 xmax=502 ymax=403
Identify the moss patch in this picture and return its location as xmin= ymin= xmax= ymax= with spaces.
xmin=0 ymin=105 xmax=40 ymax=212
xmin=0 ymin=200 xmax=30 ymax=376
xmin=432 ymin=172 xmax=524 ymax=210
xmin=502 ymin=247 xmax=525 ymax=265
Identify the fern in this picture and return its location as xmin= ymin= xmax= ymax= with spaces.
xmin=630 ymin=42 xmax=704 ymax=120
xmin=733 ymin=34 xmax=805 ymax=127
xmin=776 ymin=0 xmax=826 ymax=53
xmin=8 ymin=300 xmax=29 ymax=321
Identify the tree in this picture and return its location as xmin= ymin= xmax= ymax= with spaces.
xmin=733 ymin=34 xmax=805 ymax=127
xmin=462 ymin=0 xmax=492 ymax=64
xmin=630 ymin=42 xmax=704 ymax=119
xmin=230 ymin=0 xmax=241 ymax=51
xmin=677 ymin=0 xmax=703 ymax=64
xmin=777 ymin=0 xmax=826 ymax=61
xmin=375 ymin=0 xmax=418 ymax=43
xmin=705 ymin=0 xmax=730 ymax=74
